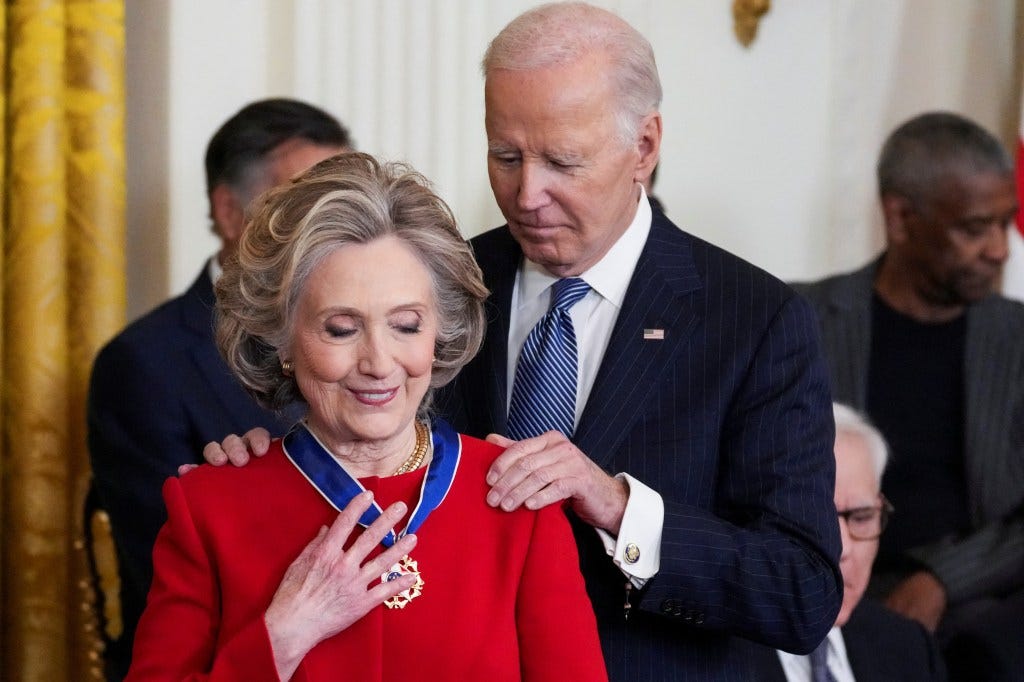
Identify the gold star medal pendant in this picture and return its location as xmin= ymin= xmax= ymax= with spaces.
xmin=381 ymin=555 xmax=425 ymax=609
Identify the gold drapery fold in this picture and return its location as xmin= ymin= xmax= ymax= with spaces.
xmin=1 ymin=2 xmax=125 ymax=680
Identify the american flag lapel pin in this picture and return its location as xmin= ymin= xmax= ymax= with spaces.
xmin=643 ymin=328 xmax=664 ymax=340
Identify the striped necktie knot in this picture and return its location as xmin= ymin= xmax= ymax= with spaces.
xmin=550 ymin=277 xmax=590 ymax=312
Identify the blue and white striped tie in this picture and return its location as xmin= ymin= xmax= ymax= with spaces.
xmin=507 ymin=277 xmax=591 ymax=440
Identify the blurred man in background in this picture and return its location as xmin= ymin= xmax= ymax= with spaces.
xmin=794 ymin=111 xmax=1023 ymax=680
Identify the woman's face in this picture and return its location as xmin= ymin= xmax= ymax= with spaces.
xmin=289 ymin=236 xmax=437 ymax=452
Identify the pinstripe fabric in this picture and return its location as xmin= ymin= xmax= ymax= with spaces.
xmin=793 ymin=258 xmax=1024 ymax=606
xmin=437 ymin=213 xmax=842 ymax=681
xmin=507 ymin=278 xmax=590 ymax=439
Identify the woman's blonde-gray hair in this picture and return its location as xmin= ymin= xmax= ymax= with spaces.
xmin=216 ymin=152 xmax=488 ymax=418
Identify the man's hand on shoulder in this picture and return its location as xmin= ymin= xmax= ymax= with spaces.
xmin=181 ymin=428 xmax=274 ymax=476
xmin=484 ymin=431 xmax=628 ymax=534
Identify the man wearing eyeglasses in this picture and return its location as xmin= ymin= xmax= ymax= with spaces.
xmin=744 ymin=403 xmax=946 ymax=680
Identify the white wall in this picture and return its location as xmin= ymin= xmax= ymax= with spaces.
xmin=125 ymin=0 xmax=1022 ymax=320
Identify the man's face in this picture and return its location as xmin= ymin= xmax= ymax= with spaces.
xmin=219 ymin=139 xmax=346 ymax=258
xmin=895 ymin=170 xmax=1017 ymax=307
xmin=258 ymin=138 xmax=346 ymax=196
xmin=484 ymin=51 xmax=658 ymax=277
xmin=833 ymin=431 xmax=881 ymax=627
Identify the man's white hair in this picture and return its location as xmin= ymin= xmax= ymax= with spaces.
xmin=833 ymin=402 xmax=889 ymax=481
xmin=481 ymin=2 xmax=662 ymax=145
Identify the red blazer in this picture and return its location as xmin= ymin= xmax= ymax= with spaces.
xmin=127 ymin=433 xmax=606 ymax=682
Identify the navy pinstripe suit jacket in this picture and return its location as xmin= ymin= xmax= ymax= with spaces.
xmin=437 ymin=212 xmax=843 ymax=681
xmin=793 ymin=258 xmax=1024 ymax=609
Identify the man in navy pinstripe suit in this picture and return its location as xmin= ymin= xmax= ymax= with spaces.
xmin=439 ymin=4 xmax=841 ymax=679
xmin=209 ymin=5 xmax=842 ymax=678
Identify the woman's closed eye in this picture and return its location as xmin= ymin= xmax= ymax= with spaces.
xmin=326 ymin=324 xmax=357 ymax=338
xmin=390 ymin=311 xmax=422 ymax=334
xmin=325 ymin=315 xmax=358 ymax=338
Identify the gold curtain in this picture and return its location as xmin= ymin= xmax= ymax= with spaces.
xmin=1 ymin=1 xmax=125 ymax=680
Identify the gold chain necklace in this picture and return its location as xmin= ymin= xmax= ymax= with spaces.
xmin=392 ymin=421 xmax=429 ymax=476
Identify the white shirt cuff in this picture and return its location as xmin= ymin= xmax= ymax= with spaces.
xmin=594 ymin=473 xmax=663 ymax=588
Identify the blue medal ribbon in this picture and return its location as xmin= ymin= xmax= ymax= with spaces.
xmin=283 ymin=418 xmax=461 ymax=547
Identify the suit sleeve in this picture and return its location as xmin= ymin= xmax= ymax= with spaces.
xmin=634 ymin=293 xmax=843 ymax=654
xmin=908 ymin=507 xmax=1024 ymax=606
xmin=516 ymin=504 xmax=608 ymax=682
xmin=126 ymin=477 xmax=280 ymax=682
xmin=88 ymin=337 xmax=202 ymax=646
xmin=904 ymin=303 xmax=1024 ymax=606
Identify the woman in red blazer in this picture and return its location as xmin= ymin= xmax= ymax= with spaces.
xmin=126 ymin=153 xmax=606 ymax=682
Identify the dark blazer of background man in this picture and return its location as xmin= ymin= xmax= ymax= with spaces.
xmin=87 ymin=98 xmax=349 ymax=680
xmin=744 ymin=599 xmax=945 ymax=681
xmin=793 ymin=112 xmax=1023 ymax=679
xmin=437 ymin=4 xmax=842 ymax=680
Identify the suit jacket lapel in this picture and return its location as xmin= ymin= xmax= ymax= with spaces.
xmin=482 ymin=271 xmax=515 ymax=437
xmin=842 ymin=607 xmax=882 ymax=681
xmin=179 ymin=267 xmax=278 ymax=429
xmin=963 ymin=297 xmax=1022 ymax=523
xmin=180 ymin=265 xmax=217 ymax=339
xmin=473 ymin=229 xmax=521 ymax=437
xmin=574 ymin=216 xmax=702 ymax=469
xmin=817 ymin=259 xmax=877 ymax=410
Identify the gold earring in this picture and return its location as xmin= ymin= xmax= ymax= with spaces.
xmin=281 ymin=360 xmax=294 ymax=376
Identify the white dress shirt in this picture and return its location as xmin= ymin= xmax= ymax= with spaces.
xmin=207 ymin=254 xmax=223 ymax=284
xmin=506 ymin=185 xmax=664 ymax=586
xmin=776 ymin=627 xmax=856 ymax=682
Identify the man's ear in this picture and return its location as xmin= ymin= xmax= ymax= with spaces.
xmin=210 ymin=184 xmax=246 ymax=245
xmin=880 ymin=193 xmax=914 ymax=245
xmin=633 ymin=111 xmax=662 ymax=184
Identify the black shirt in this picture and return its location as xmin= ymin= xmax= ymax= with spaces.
xmin=867 ymin=293 xmax=972 ymax=578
